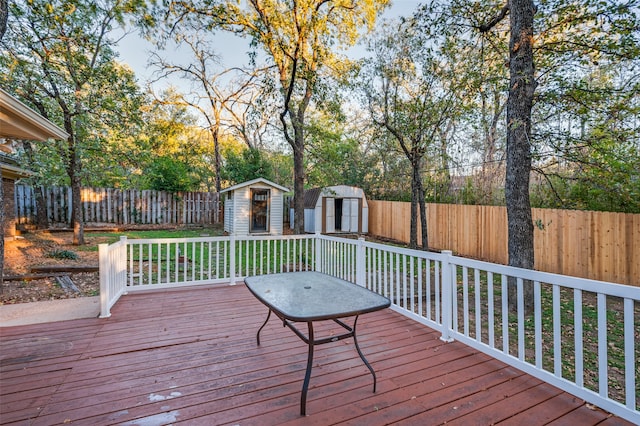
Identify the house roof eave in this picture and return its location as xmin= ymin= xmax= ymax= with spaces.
xmin=0 ymin=88 xmax=69 ymax=141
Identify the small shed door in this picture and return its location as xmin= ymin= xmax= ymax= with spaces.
xmin=349 ymin=198 xmax=359 ymax=232
xmin=325 ymin=197 xmax=335 ymax=233
xmin=250 ymin=188 xmax=270 ymax=233
xmin=341 ymin=199 xmax=351 ymax=232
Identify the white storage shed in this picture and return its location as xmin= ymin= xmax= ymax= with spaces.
xmin=294 ymin=185 xmax=368 ymax=234
xmin=221 ymin=178 xmax=289 ymax=235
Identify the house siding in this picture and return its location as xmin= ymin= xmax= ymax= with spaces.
xmin=270 ymin=190 xmax=283 ymax=235
xmin=235 ymin=186 xmax=251 ymax=235
xmin=224 ymin=193 xmax=234 ymax=233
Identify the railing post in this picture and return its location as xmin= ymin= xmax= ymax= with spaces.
xmin=356 ymin=237 xmax=366 ymax=287
xmin=440 ymin=250 xmax=455 ymax=342
xmin=229 ymin=235 xmax=236 ymax=284
xmin=98 ymin=243 xmax=111 ymax=318
xmin=314 ymin=232 xmax=322 ymax=273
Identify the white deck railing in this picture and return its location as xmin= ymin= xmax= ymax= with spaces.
xmin=99 ymin=233 xmax=639 ymax=424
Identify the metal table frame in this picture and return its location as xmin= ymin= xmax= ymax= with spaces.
xmin=245 ymin=272 xmax=391 ymax=416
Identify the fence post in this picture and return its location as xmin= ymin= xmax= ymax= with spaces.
xmin=356 ymin=237 xmax=366 ymax=287
xmin=440 ymin=250 xmax=455 ymax=342
xmin=314 ymin=233 xmax=322 ymax=273
xmin=229 ymin=235 xmax=236 ymax=285
xmin=98 ymin=243 xmax=111 ymax=318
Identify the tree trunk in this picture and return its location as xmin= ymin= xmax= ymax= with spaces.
xmin=409 ymin=159 xmax=419 ymax=249
xmin=71 ymin=174 xmax=84 ymax=245
xmin=285 ymin=76 xmax=311 ymax=235
xmin=0 ymin=178 xmax=4 ymax=293
xmin=0 ymin=0 xmax=7 ymax=41
xmin=417 ymin=176 xmax=428 ymax=250
xmin=211 ymin=125 xmax=222 ymax=193
xmin=65 ymin=117 xmax=84 ymax=245
xmin=292 ymin=140 xmax=305 ymax=235
xmin=506 ymin=0 xmax=536 ymax=312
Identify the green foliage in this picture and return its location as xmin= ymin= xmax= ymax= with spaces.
xmin=305 ymin=114 xmax=380 ymax=190
xmin=221 ymin=148 xmax=275 ymax=185
xmin=1 ymin=0 xmax=150 ymax=192
xmin=142 ymin=156 xmax=197 ymax=192
xmin=47 ymin=249 xmax=79 ymax=260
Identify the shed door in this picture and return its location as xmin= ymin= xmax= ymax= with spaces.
xmin=349 ymin=198 xmax=359 ymax=232
xmin=325 ymin=198 xmax=335 ymax=233
xmin=341 ymin=199 xmax=351 ymax=232
xmin=250 ymin=189 xmax=270 ymax=233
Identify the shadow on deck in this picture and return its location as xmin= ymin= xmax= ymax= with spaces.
xmin=0 ymin=284 xmax=631 ymax=425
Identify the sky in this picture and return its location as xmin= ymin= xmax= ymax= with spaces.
xmin=115 ymin=1 xmax=424 ymax=91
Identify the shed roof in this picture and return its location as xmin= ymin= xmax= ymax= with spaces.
xmin=221 ymin=177 xmax=289 ymax=194
xmin=0 ymin=88 xmax=69 ymax=141
xmin=302 ymin=185 xmax=367 ymax=209
xmin=303 ymin=187 xmax=323 ymax=208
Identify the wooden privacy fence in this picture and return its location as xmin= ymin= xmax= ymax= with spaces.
xmin=368 ymin=200 xmax=640 ymax=287
xmin=15 ymin=185 xmax=221 ymax=226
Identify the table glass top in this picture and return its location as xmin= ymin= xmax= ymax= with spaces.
xmin=244 ymin=271 xmax=391 ymax=321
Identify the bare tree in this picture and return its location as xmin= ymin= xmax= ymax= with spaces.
xmin=362 ymin=19 xmax=463 ymax=250
xmin=164 ymin=0 xmax=389 ymax=234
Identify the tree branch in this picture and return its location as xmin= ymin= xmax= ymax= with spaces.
xmin=479 ymin=3 xmax=509 ymax=33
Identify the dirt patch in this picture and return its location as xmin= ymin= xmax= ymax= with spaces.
xmin=1 ymin=231 xmax=105 ymax=305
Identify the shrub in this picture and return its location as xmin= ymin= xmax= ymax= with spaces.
xmin=47 ymin=249 xmax=79 ymax=260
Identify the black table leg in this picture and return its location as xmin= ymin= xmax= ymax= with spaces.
xmin=256 ymin=309 xmax=272 ymax=346
xmin=352 ymin=315 xmax=377 ymax=392
xmin=300 ymin=321 xmax=314 ymax=416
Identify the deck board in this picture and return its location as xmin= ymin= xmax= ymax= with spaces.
xmin=0 ymin=284 xmax=632 ymax=425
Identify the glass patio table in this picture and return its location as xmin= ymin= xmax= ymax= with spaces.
xmin=244 ymin=271 xmax=391 ymax=416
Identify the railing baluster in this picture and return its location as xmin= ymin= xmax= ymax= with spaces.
xmin=534 ymin=281 xmax=542 ymax=369
xmin=597 ymin=293 xmax=608 ymax=398
xmin=252 ymin=239 xmax=257 ymax=276
xmin=147 ymin=243 xmax=152 ymax=285
xmin=462 ymin=266 xmax=469 ymax=336
xmin=138 ymin=243 xmax=143 ymax=286
xmin=417 ymin=258 xmax=422 ymax=316
xmin=501 ymin=274 xmax=508 ymax=354
xmin=426 ymin=259 xmax=431 ymax=321
xmin=518 ymin=277 xmax=525 ymax=362
xmin=487 ymin=271 xmax=494 ymax=348
xmin=623 ymin=297 xmax=635 ymax=410
xmin=395 ymin=253 xmax=400 ymax=306
xmin=475 ymin=269 xmax=481 ymax=341
xmin=553 ymin=284 xmax=561 ymax=374
xmin=156 ymin=243 xmax=161 ymax=285
xmin=191 ymin=241 xmax=196 ymax=282
xmin=434 ymin=260 xmax=440 ymax=324
xmin=165 ymin=243 xmax=170 ymax=283
xmin=574 ymin=288 xmax=583 ymax=386
xmin=402 ymin=255 xmax=407 ymax=309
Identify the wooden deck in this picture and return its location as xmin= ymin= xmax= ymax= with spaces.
xmin=0 ymin=284 xmax=631 ymax=425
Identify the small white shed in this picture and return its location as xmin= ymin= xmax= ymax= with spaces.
xmin=295 ymin=185 xmax=368 ymax=234
xmin=221 ymin=178 xmax=289 ymax=235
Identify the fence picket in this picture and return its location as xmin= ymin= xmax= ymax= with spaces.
xmin=368 ymin=200 xmax=639 ymax=287
xmin=15 ymin=185 xmax=221 ymax=227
